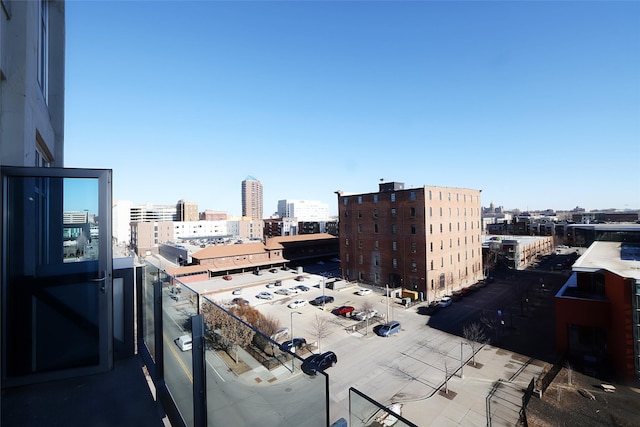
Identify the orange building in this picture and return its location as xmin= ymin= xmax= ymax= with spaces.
xmin=555 ymin=241 xmax=640 ymax=380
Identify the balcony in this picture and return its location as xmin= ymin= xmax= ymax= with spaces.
xmin=2 ymin=258 xmax=409 ymax=427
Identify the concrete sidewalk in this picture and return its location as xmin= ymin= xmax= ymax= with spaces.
xmin=401 ymin=345 xmax=546 ymax=426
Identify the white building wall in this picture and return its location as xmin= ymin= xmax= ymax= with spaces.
xmin=277 ymin=199 xmax=330 ymax=222
xmin=0 ymin=0 xmax=65 ymax=167
xmin=112 ymin=199 xmax=132 ymax=245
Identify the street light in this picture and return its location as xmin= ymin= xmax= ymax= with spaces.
xmin=290 ymin=311 xmax=302 ymax=372
xmin=460 ymin=342 xmax=470 ymax=378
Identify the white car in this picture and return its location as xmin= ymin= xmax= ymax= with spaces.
xmin=175 ymin=334 xmax=192 ymax=351
xmin=288 ymin=287 xmax=301 ymax=294
xmin=271 ymin=327 xmax=289 ymax=341
xmin=353 ymin=309 xmax=378 ymax=320
xmin=356 ymin=288 xmax=372 ymax=296
xmin=288 ymin=299 xmax=308 ymax=309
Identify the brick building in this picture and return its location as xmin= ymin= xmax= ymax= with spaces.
xmin=337 ymin=182 xmax=483 ymax=302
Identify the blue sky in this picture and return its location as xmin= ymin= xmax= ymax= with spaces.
xmin=64 ymin=1 xmax=640 ymax=216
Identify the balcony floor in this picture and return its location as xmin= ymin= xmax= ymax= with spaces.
xmin=1 ymin=356 xmax=167 ymax=427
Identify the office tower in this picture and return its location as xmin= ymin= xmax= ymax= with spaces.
xmin=177 ymin=199 xmax=199 ymax=221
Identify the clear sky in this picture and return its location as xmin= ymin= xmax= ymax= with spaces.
xmin=64 ymin=1 xmax=640 ymax=216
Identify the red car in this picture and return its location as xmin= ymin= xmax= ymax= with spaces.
xmin=223 ymin=275 xmax=232 ymax=281
xmin=333 ymin=306 xmax=355 ymax=316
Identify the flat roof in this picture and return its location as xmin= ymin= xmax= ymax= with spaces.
xmin=482 ymin=235 xmax=550 ymax=246
xmin=572 ymin=241 xmax=640 ymax=281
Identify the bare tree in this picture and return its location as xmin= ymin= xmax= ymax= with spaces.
xmin=480 ymin=312 xmax=501 ymax=343
xmin=462 ymin=322 xmax=488 ymax=367
xmin=312 ymin=314 xmax=332 ymax=354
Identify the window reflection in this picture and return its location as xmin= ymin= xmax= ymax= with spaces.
xmin=63 ymin=178 xmax=99 ymax=262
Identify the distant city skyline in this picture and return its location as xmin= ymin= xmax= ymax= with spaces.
xmin=63 ymin=2 xmax=640 ymax=215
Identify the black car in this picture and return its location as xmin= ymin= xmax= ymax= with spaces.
xmin=301 ymin=351 xmax=337 ymax=375
xmin=279 ymin=338 xmax=307 ymax=353
xmin=311 ymin=295 xmax=334 ymax=305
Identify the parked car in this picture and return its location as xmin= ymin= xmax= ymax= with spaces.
xmin=223 ymin=275 xmax=232 ymax=281
xmin=266 ymin=282 xmax=277 ymax=288
xmin=231 ymin=298 xmax=249 ymax=306
xmin=296 ymin=285 xmax=310 ymax=292
xmin=175 ymin=334 xmax=192 ymax=351
xmin=332 ymin=306 xmax=355 ymax=316
xmin=356 ymin=288 xmax=372 ymax=296
xmin=256 ymin=291 xmax=274 ymax=300
xmin=271 ymin=327 xmax=289 ymax=341
xmin=288 ymin=287 xmax=301 ymax=294
xmin=275 ymin=288 xmax=292 ymax=296
xmin=295 ymin=275 xmax=305 ymax=281
xmin=301 ymin=351 xmax=337 ymax=376
xmin=269 ymin=268 xmax=278 ymax=273
xmin=274 ymin=280 xmax=282 ymax=286
xmin=438 ymin=296 xmax=453 ymax=308
xmin=288 ymin=299 xmax=308 ymax=309
xmin=377 ymin=321 xmax=401 ymax=337
xmin=311 ymin=295 xmax=335 ymax=305
xmin=232 ymin=288 xmax=242 ymax=295
xmin=353 ymin=309 xmax=378 ymax=321
xmin=279 ymin=337 xmax=306 ymax=353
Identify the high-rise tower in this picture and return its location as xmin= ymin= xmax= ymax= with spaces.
xmin=241 ymin=176 xmax=263 ymax=220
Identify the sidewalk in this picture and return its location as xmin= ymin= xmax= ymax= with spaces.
xmin=401 ymin=345 xmax=547 ymax=426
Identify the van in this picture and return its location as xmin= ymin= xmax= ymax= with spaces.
xmin=377 ymin=321 xmax=401 ymax=337
xmin=175 ymin=334 xmax=192 ymax=351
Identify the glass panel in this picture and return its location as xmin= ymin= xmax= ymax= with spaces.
xmin=62 ymin=178 xmax=99 ymax=262
xmin=201 ymin=296 xmax=327 ymax=426
xmin=141 ymin=260 xmax=157 ymax=361
xmin=349 ymin=387 xmax=418 ymax=427
xmin=163 ymin=279 xmax=198 ymax=426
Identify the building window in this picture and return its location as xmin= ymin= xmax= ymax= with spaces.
xmin=429 ymin=190 xmax=432 ymax=200
xmin=391 ymin=224 xmax=396 ymax=234
xmin=373 ymin=209 xmax=378 ymax=218
xmin=411 ymin=242 xmax=416 ymax=253
xmin=392 ymin=241 xmax=397 ymax=251
xmin=375 ymin=240 xmax=379 ymax=249
xmin=346 ymin=254 xmax=350 ymax=262
xmin=391 ymin=208 xmax=396 ymax=218
xmin=392 ymin=258 xmax=398 ymax=268
xmin=429 ymin=207 xmax=432 ymax=217
xmin=430 ymin=242 xmax=433 ymax=252
xmin=345 ymin=238 xmax=349 ymax=246
xmin=440 ymin=241 xmax=443 ymax=250
xmin=358 ymin=210 xmax=362 ymax=218
xmin=358 ymin=196 xmax=362 ymax=204
xmin=375 ymin=256 xmax=380 ymax=266
xmin=410 ymin=207 xmax=416 ymax=217
xmin=449 ymin=223 xmax=452 ymax=231
xmin=373 ymin=194 xmax=378 ymax=203
xmin=358 ymin=240 xmax=362 ymax=248
xmin=38 ymin=0 xmax=49 ymax=103
xmin=430 ymin=260 xmax=434 ymax=270
xmin=359 ymin=255 xmax=363 ymax=264
xmin=344 ymin=211 xmax=349 ymax=218
xmin=430 ymin=224 xmax=433 ymax=234
xmin=439 ymin=191 xmax=442 ymax=200
xmin=411 ymin=261 xmax=417 ymax=272
xmin=449 ymin=238 xmax=452 ymax=248
xmin=411 ymin=224 xmax=416 ymax=234
xmin=410 ymin=191 xmax=416 ymax=201
xmin=391 ymin=193 xmax=396 ymax=202
xmin=358 ymin=224 xmax=363 ymax=233
xmin=440 ymin=224 xmax=443 ymax=233
xmin=344 ymin=197 xmax=348 ymax=205
xmin=375 ymin=273 xmax=380 ymax=283
xmin=439 ymin=273 xmax=445 ymax=289
xmin=374 ymin=223 xmax=379 ymax=233
xmin=439 ymin=207 xmax=443 ymax=216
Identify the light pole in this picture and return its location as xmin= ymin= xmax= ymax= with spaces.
xmin=460 ymin=342 xmax=470 ymax=378
xmin=290 ymin=311 xmax=302 ymax=372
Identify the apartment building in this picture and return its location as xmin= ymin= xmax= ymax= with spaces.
xmin=241 ymin=176 xmax=263 ymax=220
xmin=176 ymin=199 xmax=198 ymax=221
xmin=337 ymin=182 xmax=483 ymax=302
xmin=555 ymin=235 xmax=640 ymax=380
